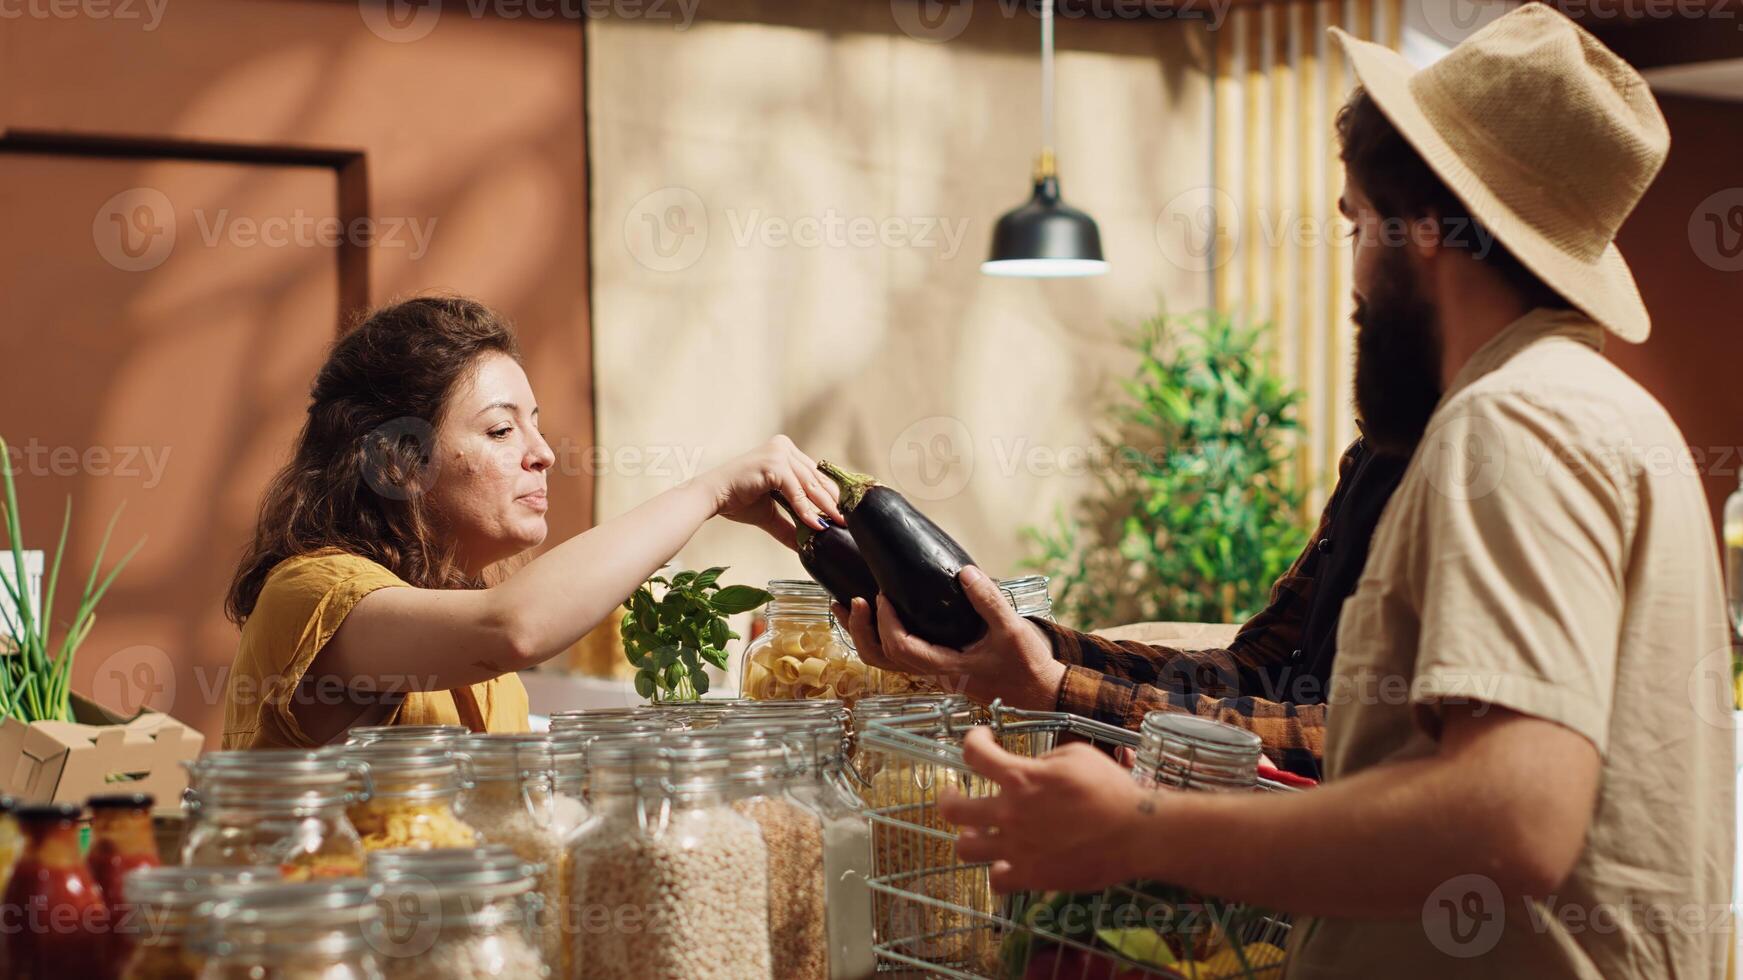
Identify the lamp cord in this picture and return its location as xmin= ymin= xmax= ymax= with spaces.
xmin=1041 ymin=0 xmax=1055 ymax=157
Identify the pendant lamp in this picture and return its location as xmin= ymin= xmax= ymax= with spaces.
xmin=982 ymin=0 xmax=1108 ymax=278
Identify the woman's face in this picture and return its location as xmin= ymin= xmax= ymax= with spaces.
xmin=426 ymin=352 xmax=555 ymax=573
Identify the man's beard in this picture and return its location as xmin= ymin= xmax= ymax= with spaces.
xmin=1352 ymin=253 xmax=1445 ymax=459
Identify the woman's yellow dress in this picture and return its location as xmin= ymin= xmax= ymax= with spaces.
xmin=222 ymin=548 xmax=529 ymax=749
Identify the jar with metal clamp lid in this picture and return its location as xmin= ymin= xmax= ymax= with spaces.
xmin=453 ymin=734 xmax=584 ymax=972
xmin=722 ymin=731 xmax=827 ymax=980
xmin=339 ymin=744 xmax=480 ymax=851
xmin=740 ymin=580 xmax=878 ymax=703
xmin=119 ymin=867 xmax=279 ymax=980
xmin=193 ymin=879 xmax=386 ymax=980
xmin=367 ymin=846 xmax=546 ymax=979
xmin=566 ymin=735 xmax=772 ymax=979
xmin=1133 ymin=712 xmax=1261 ymax=791
xmin=180 ymin=750 xmax=369 ymax=881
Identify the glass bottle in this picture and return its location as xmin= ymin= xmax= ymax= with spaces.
xmin=567 ymin=736 xmax=772 ymax=978
xmin=0 ymin=796 xmax=21 ymax=896
xmin=339 ymin=744 xmax=480 ymax=852
xmin=453 ymin=734 xmax=585 ymax=972
xmin=119 ymin=867 xmax=278 ymax=980
xmin=367 ymin=846 xmax=546 ymax=979
xmin=193 ymin=879 xmax=385 ymax=980
xmin=179 ymin=750 xmax=369 ymax=880
xmin=740 ymin=580 xmax=877 ymax=703
xmin=0 ymin=803 xmax=111 ymax=979
xmin=1132 ymin=712 xmax=1261 ymax=792
xmin=88 ymin=793 xmax=162 ymax=972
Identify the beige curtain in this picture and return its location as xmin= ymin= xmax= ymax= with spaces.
xmin=587 ymin=1 xmax=1216 ymax=599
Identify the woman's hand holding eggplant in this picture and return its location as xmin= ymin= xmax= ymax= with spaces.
xmin=836 ymin=564 xmax=1066 ymax=711
xmin=701 ymin=435 xmax=844 ymax=550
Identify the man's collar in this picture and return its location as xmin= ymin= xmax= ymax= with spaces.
xmin=1443 ymin=306 xmax=1605 ymax=403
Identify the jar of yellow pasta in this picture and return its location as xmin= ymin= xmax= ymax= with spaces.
xmin=339 ymin=744 xmax=482 ymax=852
xmin=739 ymin=580 xmax=878 ymax=704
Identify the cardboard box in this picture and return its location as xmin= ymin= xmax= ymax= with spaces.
xmin=0 ymin=692 xmax=202 ymax=814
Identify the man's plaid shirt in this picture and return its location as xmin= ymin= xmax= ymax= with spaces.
xmin=1031 ymin=441 xmax=1376 ymax=777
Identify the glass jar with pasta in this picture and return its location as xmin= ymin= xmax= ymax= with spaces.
xmin=179 ymin=751 xmax=369 ymax=881
xmin=339 ymin=744 xmax=481 ymax=852
xmin=740 ymin=580 xmax=878 ymax=703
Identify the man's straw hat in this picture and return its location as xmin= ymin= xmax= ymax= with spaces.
xmin=1330 ymin=4 xmax=1668 ymax=342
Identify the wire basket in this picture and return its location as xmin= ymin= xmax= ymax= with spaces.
xmin=860 ymin=702 xmax=1294 ymax=980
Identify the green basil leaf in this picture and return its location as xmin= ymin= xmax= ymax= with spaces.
xmin=633 ymin=669 xmax=656 ymax=699
xmin=710 ymin=585 xmax=772 ymax=615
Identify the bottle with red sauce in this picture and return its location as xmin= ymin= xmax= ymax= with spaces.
xmin=0 ymin=803 xmax=112 ymax=979
xmin=87 ymin=793 xmax=160 ymax=975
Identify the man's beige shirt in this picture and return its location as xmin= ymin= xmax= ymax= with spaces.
xmin=1287 ymin=308 xmax=1734 ymax=979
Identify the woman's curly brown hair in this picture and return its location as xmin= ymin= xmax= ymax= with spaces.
xmin=225 ymin=296 xmax=521 ymax=623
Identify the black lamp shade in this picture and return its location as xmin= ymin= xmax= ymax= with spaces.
xmin=982 ymin=175 xmax=1108 ymax=278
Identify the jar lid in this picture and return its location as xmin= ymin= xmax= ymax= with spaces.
xmin=345 ymin=724 xmax=469 ymax=746
xmin=196 ymin=879 xmax=384 ymax=959
xmin=87 ymin=792 xmax=155 ymax=810
xmin=185 ymin=750 xmax=365 ymax=809
xmin=765 ymin=579 xmax=832 ymax=598
xmin=547 ymin=712 xmax=674 ymax=737
xmin=452 ymin=733 xmax=554 ymax=782
xmin=852 ymin=693 xmax=972 ymax=724
xmin=1139 ymin=713 xmax=1262 ymax=753
xmin=338 ymin=744 xmax=467 ymax=798
xmin=368 ymin=844 xmax=538 ymax=890
xmin=126 ymin=867 xmax=281 ymax=911
xmin=14 ymin=802 xmax=83 ymax=823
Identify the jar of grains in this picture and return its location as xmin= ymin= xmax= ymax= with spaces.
xmin=453 ymin=734 xmax=587 ymax=973
xmin=180 ymin=751 xmax=369 ymax=880
xmin=722 ymin=732 xmax=828 ymax=980
xmin=193 ymin=879 xmax=386 ymax=980
xmin=367 ymin=846 xmax=546 ymax=979
xmin=119 ymin=867 xmax=279 ymax=980
xmin=740 ymin=581 xmax=878 ymax=703
xmin=720 ymin=715 xmax=874 ymax=980
xmin=344 ymin=725 xmax=470 ymax=747
xmin=567 ymin=735 xmax=772 ymax=979
xmin=339 ymin=744 xmax=481 ymax=852
xmin=778 ymin=719 xmax=876 ymax=980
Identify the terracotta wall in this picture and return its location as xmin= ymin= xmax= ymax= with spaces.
xmin=1610 ymin=93 xmax=1743 ymax=534
xmin=0 ymin=0 xmax=593 ymax=745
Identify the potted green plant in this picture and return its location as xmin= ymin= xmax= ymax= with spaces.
xmin=0 ymin=435 xmax=200 ymax=807
xmin=1026 ymin=310 xmax=1310 ymax=629
xmin=620 ymin=567 xmax=771 ymax=702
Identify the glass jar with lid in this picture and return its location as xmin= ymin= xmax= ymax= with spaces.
xmin=1133 ymin=712 xmax=1261 ymax=792
xmin=367 ymin=846 xmax=546 ymax=979
xmin=567 ymin=735 xmax=772 ymax=978
xmin=344 ymin=724 xmax=469 ymax=747
xmin=453 ymin=734 xmax=585 ymax=972
xmin=740 ymin=580 xmax=879 ymax=703
xmin=120 ymin=867 xmax=279 ymax=980
xmin=339 ymin=744 xmax=480 ymax=851
xmin=180 ymin=750 xmax=369 ymax=880
xmin=771 ymin=718 xmax=875 ymax=980
xmin=193 ymin=879 xmax=386 ymax=980
xmin=719 ymin=731 xmax=828 ymax=980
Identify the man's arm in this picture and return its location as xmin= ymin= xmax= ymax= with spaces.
xmin=942 ymin=701 xmax=1600 ymax=917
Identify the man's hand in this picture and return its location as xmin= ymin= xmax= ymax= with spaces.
xmin=939 ymin=727 xmax=1158 ymax=893
xmin=834 ymin=565 xmax=1066 ymax=710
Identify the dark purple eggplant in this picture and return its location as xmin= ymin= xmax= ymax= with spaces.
xmin=770 ymin=491 xmax=880 ymax=606
xmin=816 ymin=460 xmax=986 ymax=648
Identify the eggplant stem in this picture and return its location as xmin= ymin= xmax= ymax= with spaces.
xmin=816 ymin=460 xmax=877 ymax=512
